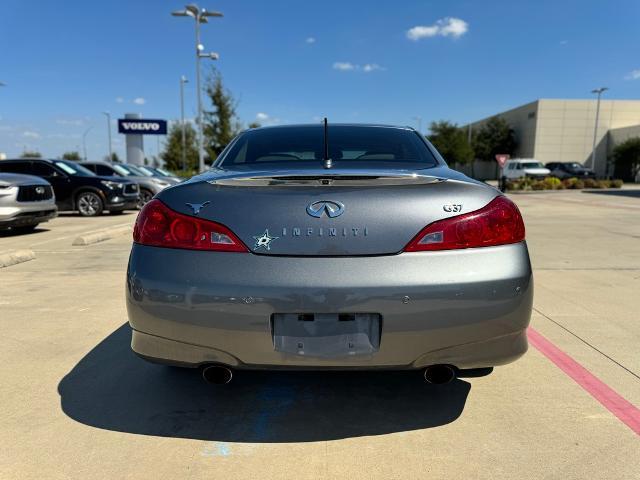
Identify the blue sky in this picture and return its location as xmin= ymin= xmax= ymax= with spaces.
xmin=1 ymin=0 xmax=639 ymax=160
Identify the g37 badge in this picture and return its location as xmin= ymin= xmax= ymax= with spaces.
xmin=443 ymin=204 xmax=463 ymax=213
xmin=253 ymin=229 xmax=279 ymax=251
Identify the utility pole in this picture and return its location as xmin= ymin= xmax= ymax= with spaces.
xmin=180 ymin=75 xmax=188 ymax=171
xmin=172 ymin=4 xmax=222 ymax=173
xmin=82 ymin=126 xmax=93 ymax=161
xmin=102 ymin=112 xmax=112 ymax=161
xmin=590 ymin=87 xmax=608 ymax=171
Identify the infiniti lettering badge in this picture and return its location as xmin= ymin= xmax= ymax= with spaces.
xmin=306 ymin=200 xmax=345 ymax=218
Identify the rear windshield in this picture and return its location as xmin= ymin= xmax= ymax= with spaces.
xmin=219 ymin=126 xmax=438 ymax=168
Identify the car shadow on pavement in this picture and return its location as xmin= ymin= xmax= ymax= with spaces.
xmin=582 ymin=189 xmax=640 ymax=198
xmin=58 ymin=324 xmax=471 ymax=443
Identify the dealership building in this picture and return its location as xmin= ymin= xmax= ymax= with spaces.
xmin=463 ymin=99 xmax=640 ymax=180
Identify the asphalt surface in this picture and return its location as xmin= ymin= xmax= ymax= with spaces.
xmin=1 ymin=191 xmax=639 ymax=479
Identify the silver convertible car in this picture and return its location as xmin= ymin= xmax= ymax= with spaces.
xmin=126 ymin=123 xmax=532 ymax=385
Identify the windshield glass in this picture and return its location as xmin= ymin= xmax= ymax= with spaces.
xmin=153 ymin=167 xmax=173 ymax=177
xmin=521 ymin=161 xmax=544 ymax=169
xmin=137 ymin=166 xmax=158 ymax=176
xmin=568 ymin=163 xmax=584 ymax=169
xmin=117 ymin=164 xmax=151 ymax=176
xmin=219 ymin=125 xmax=438 ymax=169
xmin=112 ymin=164 xmax=133 ymax=176
xmin=54 ymin=161 xmax=95 ymax=176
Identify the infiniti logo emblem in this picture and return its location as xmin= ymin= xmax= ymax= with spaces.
xmin=306 ymin=200 xmax=345 ymax=218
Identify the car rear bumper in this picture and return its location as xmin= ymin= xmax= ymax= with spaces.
xmin=126 ymin=242 xmax=533 ymax=369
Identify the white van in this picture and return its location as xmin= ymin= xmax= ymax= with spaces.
xmin=503 ymin=159 xmax=550 ymax=179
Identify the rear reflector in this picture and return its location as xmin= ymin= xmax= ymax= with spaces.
xmin=133 ymin=199 xmax=248 ymax=252
xmin=404 ymin=196 xmax=525 ymax=252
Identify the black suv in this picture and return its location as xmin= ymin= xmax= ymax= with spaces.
xmin=0 ymin=159 xmax=139 ymax=216
xmin=546 ymin=162 xmax=596 ymax=179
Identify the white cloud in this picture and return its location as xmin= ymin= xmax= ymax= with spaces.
xmin=116 ymin=97 xmax=124 ymax=103
xmin=407 ymin=17 xmax=469 ymax=41
xmin=305 ymin=37 xmax=316 ymax=44
xmin=56 ymin=118 xmax=84 ymax=126
xmin=333 ymin=62 xmax=357 ymax=71
xmin=559 ymin=40 xmax=568 ymax=45
xmin=624 ymin=69 xmax=640 ymax=80
xmin=133 ymin=97 xmax=146 ymax=105
xmin=333 ymin=62 xmax=385 ymax=73
xmin=363 ymin=63 xmax=384 ymax=73
xmin=255 ymin=112 xmax=280 ymax=125
xmin=23 ymin=131 xmax=40 ymax=139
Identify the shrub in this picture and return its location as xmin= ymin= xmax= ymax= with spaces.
xmin=610 ymin=179 xmax=623 ymax=188
xmin=543 ymin=177 xmax=563 ymax=189
xmin=506 ymin=181 xmax=520 ymax=191
xmin=597 ymin=180 xmax=611 ymax=189
xmin=562 ymin=177 xmax=578 ymax=189
xmin=583 ymin=178 xmax=598 ymax=188
xmin=531 ymin=180 xmax=546 ymax=190
xmin=574 ymin=179 xmax=585 ymax=189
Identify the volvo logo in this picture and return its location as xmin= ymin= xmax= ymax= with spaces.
xmin=306 ymin=200 xmax=345 ymax=218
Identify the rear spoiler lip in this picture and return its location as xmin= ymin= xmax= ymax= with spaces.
xmin=205 ymin=168 xmax=448 ymax=187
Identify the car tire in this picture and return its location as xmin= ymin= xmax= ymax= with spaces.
xmin=76 ymin=191 xmax=104 ymax=217
xmin=138 ymin=189 xmax=154 ymax=209
xmin=110 ymin=209 xmax=125 ymax=215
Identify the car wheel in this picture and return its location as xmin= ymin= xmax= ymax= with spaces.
xmin=77 ymin=191 xmax=104 ymax=217
xmin=138 ymin=189 xmax=153 ymax=208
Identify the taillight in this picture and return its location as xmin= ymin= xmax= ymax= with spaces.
xmin=133 ymin=199 xmax=248 ymax=252
xmin=404 ymin=196 xmax=525 ymax=252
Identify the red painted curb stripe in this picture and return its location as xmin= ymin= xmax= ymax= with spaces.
xmin=528 ymin=327 xmax=640 ymax=436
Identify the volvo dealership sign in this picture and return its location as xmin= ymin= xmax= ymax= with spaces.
xmin=117 ymin=118 xmax=167 ymax=135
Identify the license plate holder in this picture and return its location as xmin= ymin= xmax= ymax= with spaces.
xmin=272 ymin=313 xmax=381 ymax=358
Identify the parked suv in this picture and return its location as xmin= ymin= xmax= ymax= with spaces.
xmin=0 ymin=173 xmax=58 ymax=232
xmin=546 ymin=162 xmax=596 ymax=179
xmin=0 ymin=159 xmax=139 ymax=216
xmin=80 ymin=161 xmax=172 ymax=207
xmin=503 ymin=159 xmax=550 ymax=180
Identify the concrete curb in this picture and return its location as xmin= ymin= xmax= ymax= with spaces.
xmin=72 ymin=225 xmax=133 ymax=246
xmin=0 ymin=249 xmax=36 ymax=268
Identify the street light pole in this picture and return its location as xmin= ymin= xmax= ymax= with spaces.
xmin=82 ymin=126 xmax=93 ymax=161
xmin=172 ymin=5 xmax=223 ymax=173
xmin=413 ymin=116 xmax=422 ymax=134
xmin=590 ymin=87 xmax=608 ymax=171
xmin=102 ymin=111 xmax=112 ymax=162
xmin=180 ymin=76 xmax=188 ymax=171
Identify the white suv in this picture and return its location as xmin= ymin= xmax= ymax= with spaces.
xmin=503 ymin=159 xmax=550 ymax=179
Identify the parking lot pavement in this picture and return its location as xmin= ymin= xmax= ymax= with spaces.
xmin=1 ymin=192 xmax=639 ymax=480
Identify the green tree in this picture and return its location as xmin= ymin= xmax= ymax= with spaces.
xmin=62 ymin=151 xmax=81 ymax=161
xmin=612 ymin=137 xmax=640 ymax=181
xmin=161 ymin=121 xmax=199 ymax=171
xmin=427 ymin=121 xmax=474 ymax=165
xmin=20 ymin=151 xmax=41 ymax=158
xmin=109 ymin=152 xmax=121 ymax=163
xmin=471 ymin=116 xmax=517 ymax=162
xmin=202 ymin=68 xmax=241 ymax=162
xmin=247 ymin=121 xmax=261 ymax=129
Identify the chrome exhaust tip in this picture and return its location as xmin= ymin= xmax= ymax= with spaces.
xmin=202 ymin=365 xmax=233 ymax=385
xmin=423 ymin=365 xmax=457 ymax=385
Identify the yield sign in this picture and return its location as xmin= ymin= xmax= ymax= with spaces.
xmin=495 ymin=154 xmax=510 ymax=168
